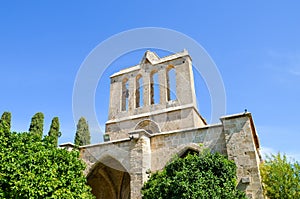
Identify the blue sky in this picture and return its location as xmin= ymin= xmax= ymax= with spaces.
xmin=0 ymin=1 xmax=299 ymax=160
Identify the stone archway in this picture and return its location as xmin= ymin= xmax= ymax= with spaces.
xmin=134 ymin=119 xmax=160 ymax=134
xmin=87 ymin=156 xmax=130 ymax=199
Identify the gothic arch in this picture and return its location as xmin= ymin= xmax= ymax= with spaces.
xmin=163 ymin=143 xmax=203 ymax=167
xmin=87 ymin=156 xmax=130 ymax=199
xmin=176 ymin=143 xmax=202 ymax=158
xmin=134 ymin=119 xmax=160 ymax=134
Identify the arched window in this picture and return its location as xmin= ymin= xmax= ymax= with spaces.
xmin=167 ymin=67 xmax=176 ymax=101
xmin=122 ymin=78 xmax=129 ymax=111
xmin=136 ymin=75 xmax=143 ymax=108
xmin=150 ymin=71 xmax=160 ymax=104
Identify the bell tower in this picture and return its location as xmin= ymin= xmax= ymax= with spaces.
xmin=105 ymin=50 xmax=206 ymax=141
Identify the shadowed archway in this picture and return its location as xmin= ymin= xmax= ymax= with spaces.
xmin=134 ymin=119 xmax=160 ymax=134
xmin=87 ymin=156 xmax=130 ymax=199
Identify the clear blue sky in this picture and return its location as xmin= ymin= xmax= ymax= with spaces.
xmin=0 ymin=1 xmax=299 ymax=160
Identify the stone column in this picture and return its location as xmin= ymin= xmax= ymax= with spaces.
xmin=108 ymin=80 xmax=121 ymax=119
xmin=221 ymin=113 xmax=264 ymax=199
xmin=143 ymin=74 xmax=151 ymax=107
xmin=128 ymin=77 xmax=135 ymax=111
xmin=130 ymin=134 xmax=151 ymax=199
xmin=158 ymin=69 xmax=167 ymax=105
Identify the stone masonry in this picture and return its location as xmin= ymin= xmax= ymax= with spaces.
xmin=72 ymin=50 xmax=264 ymax=198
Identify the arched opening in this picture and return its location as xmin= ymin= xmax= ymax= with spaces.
xmin=135 ymin=75 xmax=143 ymax=108
xmin=150 ymin=71 xmax=160 ymax=104
xmin=135 ymin=119 xmax=160 ymax=134
xmin=179 ymin=148 xmax=199 ymax=158
xmin=87 ymin=157 xmax=130 ymax=199
xmin=167 ymin=66 xmax=176 ymax=101
xmin=176 ymin=144 xmax=202 ymax=159
xmin=121 ymin=78 xmax=129 ymax=111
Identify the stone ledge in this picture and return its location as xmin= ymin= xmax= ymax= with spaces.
xmin=79 ymin=137 xmax=131 ymax=149
xmin=220 ymin=112 xmax=251 ymax=121
xmin=106 ymin=103 xmax=199 ymax=124
xmin=129 ymin=129 xmax=152 ymax=140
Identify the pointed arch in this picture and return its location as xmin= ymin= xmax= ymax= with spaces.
xmin=177 ymin=143 xmax=202 ymax=158
xmin=87 ymin=156 xmax=130 ymax=199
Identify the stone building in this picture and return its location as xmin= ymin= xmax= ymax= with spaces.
xmin=76 ymin=50 xmax=264 ymax=198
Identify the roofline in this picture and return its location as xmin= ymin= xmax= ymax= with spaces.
xmin=110 ymin=49 xmax=191 ymax=78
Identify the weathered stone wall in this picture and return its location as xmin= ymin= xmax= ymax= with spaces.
xmin=106 ymin=106 xmax=204 ymax=140
xmin=150 ymin=124 xmax=226 ymax=171
xmin=80 ymin=113 xmax=264 ymax=199
xmin=80 ymin=139 xmax=132 ymax=176
xmin=221 ymin=114 xmax=264 ymax=199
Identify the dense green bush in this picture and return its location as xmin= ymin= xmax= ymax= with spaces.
xmin=142 ymin=150 xmax=246 ymax=199
xmin=0 ymin=113 xmax=94 ymax=199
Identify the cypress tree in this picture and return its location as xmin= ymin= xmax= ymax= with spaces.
xmin=0 ymin=112 xmax=12 ymax=140
xmin=29 ymin=112 xmax=44 ymax=139
xmin=0 ymin=112 xmax=11 ymax=132
xmin=74 ymin=117 xmax=90 ymax=146
xmin=48 ymin=117 xmax=61 ymax=147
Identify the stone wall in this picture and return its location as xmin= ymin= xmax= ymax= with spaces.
xmin=150 ymin=124 xmax=226 ymax=171
xmin=79 ymin=113 xmax=264 ymax=199
xmin=221 ymin=113 xmax=264 ymax=199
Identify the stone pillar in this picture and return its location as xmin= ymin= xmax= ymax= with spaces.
xmin=108 ymin=80 xmax=121 ymax=119
xmin=158 ymin=69 xmax=167 ymax=105
xmin=175 ymin=57 xmax=197 ymax=106
xmin=128 ymin=77 xmax=135 ymax=111
xmin=130 ymin=134 xmax=151 ymax=199
xmin=143 ymin=74 xmax=151 ymax=107
xmin=221 ymin=113 xmax=264 ymax=199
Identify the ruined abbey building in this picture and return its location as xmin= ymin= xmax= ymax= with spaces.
xmin=63 ymin=50 xmax=264 ymax=198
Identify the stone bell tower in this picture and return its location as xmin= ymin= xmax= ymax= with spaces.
xmin=76 ymin=49 xmax=264 ymax=199
xmin=105 ymin=50 xmax=206 ymax=141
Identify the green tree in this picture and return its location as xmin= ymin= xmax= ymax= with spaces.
xmin=0 ymin=112 xmax=11 ymax=132
xmin=0 ymin=112 xmax=11 ymax=138
xmin=142 ymin=150 xmax=246 ymax=199
xmin=29 ymin=112 xmax=44 ymax=139
xmin=48 ymin=117 xmax=61 ymax=147
xmin=74 ymin=117 xmax=90 ymax=146
xmin=260 ymin=153 xmax=300 ymax=199
xmin=0 ymin=117 xmax=95 ymax=199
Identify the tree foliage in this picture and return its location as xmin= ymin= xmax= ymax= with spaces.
xmin=29 ymin=112 xmax=44 ymax=139
xmin=142 ymin=151 xmax=246 ymax=199
xmin=74 ymin=117 xmax=90 ymax=146
xmin=260 ymin=153 xmax=300 ymax=199
xmin=0 ymin=113 xmax=95 ymax=199
xmin=48 ymin=117 xmax=61 ymax=147
xmin=0 ymin=112 xmax=11 ymax=132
